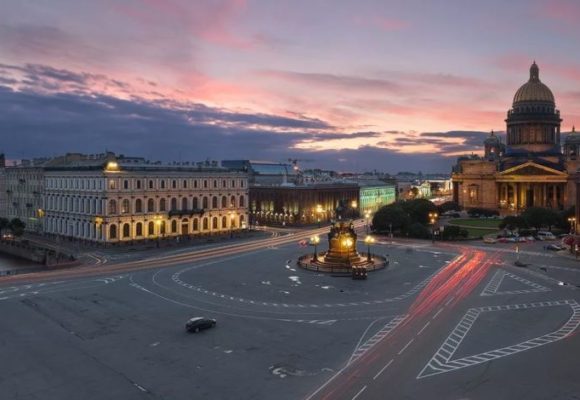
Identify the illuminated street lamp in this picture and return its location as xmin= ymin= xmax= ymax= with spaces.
xmin=364 ymin=210 xmax=371 ymax=233
xmin=568 ymin=217 xmax=576 ymax=234
xmin=316 ymin=204 xmax=323 ymax=226
xmin=229 ymin=211 xmax=236 ymax=238
xmin=351 ymin=200 xmax=358 ymax=218
xmin=310 ymin=235 xmax=320 ymax=261
xmin=428 ymin=212 xmax=439 ymax=243
xmin=364 ymin=235 xmax=375 ymax=261
xmin=153 ymin=215 xmax=163 ymax=247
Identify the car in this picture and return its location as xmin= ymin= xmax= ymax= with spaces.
xmin=536 ymin=231 xmax=556 ymax=241
xmin=186 ymin=317 xmax=217 ymax=333
xmin=483 ymin=237 xmax=497 ymax=244
xmin=545 ymin=244 xmax=564 ymax=251
xmin=516 ymin=236 xmax=527 ymax=242
xmin=526 ymin=236 xmax=535 ymax=241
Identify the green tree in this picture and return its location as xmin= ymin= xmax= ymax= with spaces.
xmin=499 ymin=216 xmax=528 ymax=230
xmin=438 ymin=201 xmax=460 ymax=214
xmin=399 ymin=199 xmax=438 ymax=225
xmin=8 ymin=218 xmax=26 ymax=237
xmin=0 ymin=217 xmax=9 ymax=236
xmin=407 ymin=222 xmax=431 ymax=239
xmin=441 ymin=225 xmax=468 ymax=240
xmin=521 ymin=207 xmax=560 ymax=231
xmin=372 ymin=205 xmax=411 ymax=233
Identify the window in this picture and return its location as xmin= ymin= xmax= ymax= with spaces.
xmin=122 ymin=223 xmax=130 ymax=238
xmin=222 ymin=196 xmax=227 ymax=208
xmin=109 ymin=180 xmax=116 ymax=190
xmin=192 ymin=197 xmax=198 ymax=209
xmin=147 ymin=198 xmax=155 ymax=212
xmin=136 ymin=180 xmax=142 ymax=189
xmin=241 ymin=180 xmax=244 ymax=188
xmin=149 ymin=180 xmax=154 ymax=189
xmin=212 ymin=196 xmax=218 ymax=209
xmin=172 ymin=180 xmax=177 ymax=189
xmin=202 ymin=217 xmax=208 ymax=230
xmin=183 ymin=180 xmax=188 ymax=189
xmin=136 ymin=222 xmax=143 ymax=236
xmin=160 ymin=198 xmax=166 ymax=211
xmin=204 ymin=180 xmax=208 ymax=188
xmin=222 ymin=180 xmax=226 ymax=188
xmin=212 ymin=217 xmax=218 ymax=229
xmin=109 ymin=224 xmax=117 ymax=239
xmin=171 ymin=198 xmax=177 ymax=211
xmin=181 ymin=197 xmax=188 ymax=210
xmin=171 ymin=220 xmax=177 ymax=233
xmin=161 ymin=180 xmax=166 ymax=189
xmin=202 ymin=197 xmax=208 ymax=209
xmin=123 ymin=180 xmax=129 ymax=190
xmin=135 ymin=198 xmax=143 ymax=213
xmin=230 ymin=195 xmax=236 ymax=208
xmin=213 ymin=180 xmax=217 ymax=188
xmin=148 ymin=221 xmax=155 ymax=236
xmin=222 ymin=216 xmax=227 ymax=229
xmin=108 ymin=199 xmax=117 ymax=214
xmin=121 ymin=199 xmax=130 ymax=214
xmin=231 ymin=180 xmax=236 ymax=188
xmin=194 ymin=180 xmax=198 ymax=188
xmin=193 ymin=218 xmax=199 ymax=231
xmin=239 ymin=195 xmax=245 ymax=207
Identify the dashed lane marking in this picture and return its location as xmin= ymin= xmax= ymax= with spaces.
xmin=348 ymin=315 xmax=407 ymax=365
xmin=417 ymin=299 xmax=580 ymax=379
xmin=480 ymin=270 xmax=550 ymax=296
xmin=351 ymin=385 xmax=367 ymax=400
xmin=373 ymin=359 xmax=393 ymax=380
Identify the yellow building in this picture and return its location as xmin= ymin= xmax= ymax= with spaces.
xmin=452 ymin=62 xmax=579 ymax=215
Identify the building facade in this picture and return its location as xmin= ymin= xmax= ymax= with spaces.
xmin=43 ymin=153 xmax=249 ymax=242
xmin=250 ymin=183 xmax=359 ymax=225
xmin=453 ymin=62 xmax=577 ymax=215
xmin=358 ymin=181 xmax=397 ymax=214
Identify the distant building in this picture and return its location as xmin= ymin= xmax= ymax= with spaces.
xmin=452 ymin=62 xmax=577 ymax=216
xmin=250 ymin=182 xmax=359 ymax=225
xmin=221 ymin=160 xmax=298 ymax=185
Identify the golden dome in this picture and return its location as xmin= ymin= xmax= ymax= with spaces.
xmin=512 ymin=62 xmax=555 ymax=105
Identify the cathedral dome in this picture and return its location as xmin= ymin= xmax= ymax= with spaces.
xmin=512 ymin=62 xmax=555 ymax=105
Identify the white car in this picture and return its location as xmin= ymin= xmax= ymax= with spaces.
xmin=483 ymin=237 xmax=497 ymax=244
xmin=537 ymin=231 xmax=556 ymax=241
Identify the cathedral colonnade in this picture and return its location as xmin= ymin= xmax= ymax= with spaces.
xmin=496 ymin=181 xmax=565 ymax=212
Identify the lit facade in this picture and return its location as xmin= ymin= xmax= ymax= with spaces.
xmin=43 ymin=154 xmax=249 ymax=242
xmin=359 ymin=183 xmax=396 ymax=214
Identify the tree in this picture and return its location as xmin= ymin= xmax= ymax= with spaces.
xmin=521 ymin=207 xmax=560 ymax=231
xmin=438 ymin=201 xmax=460 ymax=214
xmin=8 ymin=218 xmax=26 ymax=237
xmin=499 ymin=216 xmax=528 ymax=230
xmin=0 ymin=217 xmax=9 ymax=236
xmin=407 ymin=222 xmax=431 ymax=239
xmin=399 ymin=199 xmax=438 ymax=225
xmin=441 ymin=225 xmax=468 ymax=240
xmin=372 ymin=205 xmax=411 ymax=233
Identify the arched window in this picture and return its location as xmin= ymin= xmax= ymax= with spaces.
xmin=202 ymin=197 xmax=208 ymax=209
xmin=160 ymin=180 xmax=166 ymax=189
xmin=204 ymin=180 xmax=208 ymax=188
xmin=122 ymin=223 xmax=131 ymax=238
xmin=230 ymin=196 xmax=236 ymax=208
xmin=213 ymin=180 xmax=218 ymax=188
xmin=222 ymin=216 xmax=227 ymax=229
xmin=222 ymin=180 xmax=227 ymax=188
xmin=222 ymin=196 xmax=227 ymax=208
xmin=212 ymin=196 xmax=218 ymax=209
xmin=135 ymin=198 xmax=143 ymax=213
xmin=212 ymin=217 xmax=218 ymax=229
xmin=108 ymin=199 xmax=117 ymax=215
xmin=193 ymin=197 xmax=198 ymax=209
xmin=147 ymin=198 xmax=155 ymax=212
xmin=121 ymin=199 xmax=130 ymax=214
xmin=136 ymin=222 xmax=143 ymax=236
xmin=123 ymin=180 xmax=129 ymax=190
xmin=159 ymin=198 xmax=166 ymax=211
xmin=136 ymin=180 xmax=142 ymax=189
xmin=239 ymin=195 xmax=245 ymax=207
xmin=171 ymin=220 xmax=177 ymax=233
xmin=239 ymin=215 xmax=245 ymax=228
xmin=183 ymin=180 xmax=188 ymax=188
xmin=148 ymin=180 xmax=154 ymax=189
xmin=172 ymin=180 xmax=177 ymax=189
xmin=109 ymin=224 xmax=117 ymax=239
xmin=182 ymin=197 xmax=188 ymax=210
xmin=193 ymin=218 xmax=199 ymax=231
xmin=202 ymin=217 xmax=209 ymax=230
xmin=171 ymin=198 xmax=177 ymax=211
xmin=231 ymin=217 xmax=237 ymax=228
xmin=194 ymin=180 xmax=198 ymax=188
xmin=148 ymin=221 xmax=155 ymax=236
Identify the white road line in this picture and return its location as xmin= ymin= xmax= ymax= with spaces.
xmin=373 ymin=359 xmax=393 ymax=380
xmin=417 ymin=321 xmax=431 ymax=335
xmin=398 ymin=338 xmax=414 ymax=355
xmin=133 ymin=383 xmax=147 ymax=392
xmin=432 ymin=307 xmax=444 ymax=320
xmin=352 ymin=385 xmax=367 ymax=400
xmin=445 ymin=296 xmax=455 ymax=306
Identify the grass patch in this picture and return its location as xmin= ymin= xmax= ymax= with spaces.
xmin=461 ymin=227 xmax=500 ymax=239
xmin=448 ymin=218 xmax=501 ymax=229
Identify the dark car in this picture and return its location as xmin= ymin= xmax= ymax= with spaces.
xmin=186 ymin=317 xmax=217 ymax=333
xmin=545 ymin=244 xmax=564 ymax=251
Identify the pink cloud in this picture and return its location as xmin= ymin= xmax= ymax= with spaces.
xmin=537 ymin=0 xmax=580 ymax=24
xmin=353 ymin=15 xmax=409 ymax=32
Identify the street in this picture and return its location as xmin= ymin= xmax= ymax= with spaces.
xmin=2 ymin=231 xmax=580 ymax=400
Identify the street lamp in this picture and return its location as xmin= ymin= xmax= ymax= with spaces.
xmin=364 ymin=210 xmax=371 ymax=233
xmin=568 ymin=217 xmax=576 ymax=234
xmin=351 ymin=200 xmax=358 ymax=218
xmin=154 ymin=215 xmax=163 ymax=247
xmin=229 ymin=211 xmax=235 ymax=238
xmin=310 ymin=235 xmax=320 ymax=261
xmin=428 ymin=212 xmax=439 ymax=243
xmin=364 ymin=235 xmax=375 ymax=261
xmin=316 ymin=204 xmax=323 ymax=226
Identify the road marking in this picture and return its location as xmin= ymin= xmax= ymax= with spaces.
xmin=480 ymin=270 xmax=550 ymax=296
xmin=373 ymin=359 xmax=393 ymax=380
xmin=432 ymin=307 xmax=444 ymax=320
xmin=348 ymin=315 xmax=407 ymax=365
xmin=352 ymin=385 xmax=367 ymax=400
xmin=417 ymin=321 xmax=431 ymax=335
xmin=398 ymin=338 xmax=414 ymax=355
xmin=417 ymin=299 xmax=580 ymax=379
xmin=133 ymin=383 xmax=147 ymax=392
xmin=445 ymin=296 xmax=455 ymax=306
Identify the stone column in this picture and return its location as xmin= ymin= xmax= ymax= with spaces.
xmin=552 ymin=185 xmax=557 ymax=209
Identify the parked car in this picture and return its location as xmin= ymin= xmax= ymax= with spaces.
xmin=186 ymin=317 xmax=217 ymax=333
xmin=526 ymin=236 xmax=535 ymax=241
xmin=483 ymin=237 xmax=497 ymax=244
xmin=516 ymin=237 xmax=527 ymax=242
xmin=545 ymin=244 xmax=564 ymax=251
xmin=536 ymin=231 xmax=556 ymax=241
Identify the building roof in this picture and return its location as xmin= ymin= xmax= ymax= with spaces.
xmin=512 ymin=62 xmax=555 ymax=105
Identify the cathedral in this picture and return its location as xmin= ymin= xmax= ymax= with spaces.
xmin=452 ymin=62 xmax=579 ymax=215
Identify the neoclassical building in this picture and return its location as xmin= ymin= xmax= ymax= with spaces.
xmin=453 ymin=62 xmax=579 ymax=215
xmin=42 ymin=153 xmax=249 ymax=242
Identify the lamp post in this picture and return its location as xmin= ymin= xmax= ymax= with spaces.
xmin=229 ymin=211 xmax=235 ymax=238
xmin=310 ymin=235 xmax=320 ymax=261
xmin=154 ymin=215 xmax=163 ymax=247
xmin=364 ymin=235 xmax=375 ymax=262
xmin=429 ymin=212 xmax=438 ymax=243
xmin=568 ymin=217 xmax=576 ymax=234
xmin=351 ymin=200 xmax=358 ymax=219
xmin=364 ymin=210 xmax=370 ymax=233
xmin=316 ymin=204 xmax=323 ymax=227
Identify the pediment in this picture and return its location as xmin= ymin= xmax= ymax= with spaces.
xmin=499 ymin=161 xmax=567 ymax=177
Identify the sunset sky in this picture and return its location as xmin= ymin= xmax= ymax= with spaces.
xmin=1 ymin=0 xmax=579 ymax=172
